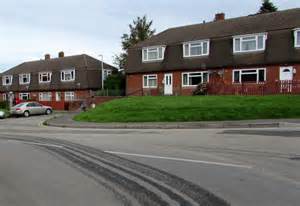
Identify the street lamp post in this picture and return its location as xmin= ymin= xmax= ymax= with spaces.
xmin=98 ymin=54 xmax=104 ymax=90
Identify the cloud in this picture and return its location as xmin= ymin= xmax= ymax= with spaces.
xmin=0 ymin=0 xmax=299 ymax=72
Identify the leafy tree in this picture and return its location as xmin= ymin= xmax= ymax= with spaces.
xmin=258 ymin=0 xmax=278 ymax=14
xmin=114 ymin=16 xmax=155 ymax=70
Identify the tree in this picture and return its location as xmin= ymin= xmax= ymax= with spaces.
xmin=258 ymin=0 xmax=278 ymax=14
xmin=114 ymin=16 xmax=155 ymax=70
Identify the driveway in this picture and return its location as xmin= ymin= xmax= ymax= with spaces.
xmin=0 ymin=115 xmax=300 ymax=206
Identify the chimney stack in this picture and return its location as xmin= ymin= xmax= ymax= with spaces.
xmin=215 ymin=13 xmax=225 ymax=21
xmin=45 ymin=54 xmax=50 ymax=60
xmin=58 ymin=51 xmax=64 ymax=58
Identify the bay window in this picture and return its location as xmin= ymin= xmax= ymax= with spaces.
xmin=183 ymin=40 xmax=209 ymax=57
xmin=182 ymin=72 xmax=209 ymax=87
xmin=143 ymin=74 xmax=157 ymax=88
xmin=233 ymin=68 xmax=266 ymax=83
xmin=19 ymin=73 xmax=31 ymax=85
xmin=233 ymin=33 xmax=267 ymax=53
xmin=142 ymin=46 xmax=165 ymax=62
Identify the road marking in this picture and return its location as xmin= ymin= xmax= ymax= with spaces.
xmin=105 ymin=151 xmax=253 ymax=169
xmin=5 ymin=140 xmax=64 ymax=149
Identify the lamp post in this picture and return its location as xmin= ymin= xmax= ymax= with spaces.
xmin=98 ymin=54 xmax=104 ymax=90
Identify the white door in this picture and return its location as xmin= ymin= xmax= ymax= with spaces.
xmin=280 ymin=67 xmax=293 ymax=81
xmin=280 ymin=67 xmax=293 ymax=93
xmin=164 ymin=73 xmax=173 ymax=95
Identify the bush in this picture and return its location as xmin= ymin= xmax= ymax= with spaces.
xmin=0 ymin=101 xmax=8 ymax=110
xmin=193 ymin=83 xmax=208 ymax=96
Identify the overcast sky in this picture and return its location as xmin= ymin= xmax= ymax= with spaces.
xmin=0 ymin=0 xmax=299 ymax=72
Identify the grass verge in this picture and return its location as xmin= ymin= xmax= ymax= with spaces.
xmin=74 ymin=95 xmax=300 ymax=123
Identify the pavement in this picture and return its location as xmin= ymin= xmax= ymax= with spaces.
xmin=45 ymin=112 xmax=300 ymax=129
xmin=0 ymin=114 xmax=300 ymax=206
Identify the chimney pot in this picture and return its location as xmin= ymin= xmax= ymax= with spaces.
xmin=58 ymin=51 xmax=64 ymax=58
xmin=215 ymin=13 xmax=225 ymax=21
xmin=45 ymin=54 xmax=50 ymax=60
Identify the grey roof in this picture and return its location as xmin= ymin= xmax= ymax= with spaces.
xmin=133 ymin=8 xmax=300 ymax=48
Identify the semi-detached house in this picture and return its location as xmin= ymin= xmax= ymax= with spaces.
xmin=126 ymin=9 xmax=300 ymax=96
xmin=0 ymin=52 xmax=117 ymax=110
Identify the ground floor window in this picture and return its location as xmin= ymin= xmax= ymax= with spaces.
xmin=143 ymin=74 xmax=157 ymax=88
xmin=19 ymin=93 xmax=30 ymax=101
xmin=182 ymin=71 xmax=209 ymax=87
xmin=39 ymin=92 xmax=52 ymax=101
xmin=65 ymin=91 xmax=75 ymax=101
xmin=56 ymin=92 xmax=61 ymax=101
xmin=2 ymin=93 xmax=7 ymax=101
xmin=233 ymin=68 xmax=266 ymax=83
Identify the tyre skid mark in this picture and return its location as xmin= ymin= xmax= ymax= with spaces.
xmin=0 ymin=135 xmax=230 ymax=206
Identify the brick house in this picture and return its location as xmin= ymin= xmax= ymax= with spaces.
xmin=126 ymin=9 xmax=300 ymax=96
xmin=0 ymin=52 xmax=117 ymax=110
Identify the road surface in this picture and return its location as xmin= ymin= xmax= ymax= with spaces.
xmin=0 ymin=115 xmax=299 ymax=206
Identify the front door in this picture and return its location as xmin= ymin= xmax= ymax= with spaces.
xmin=280 ymin=67 xmax=293 ymax=81
xmin=164 ymin=73 xmax=173 ymax=95
xmin=280 ymin=67 xmax=293 ymax=93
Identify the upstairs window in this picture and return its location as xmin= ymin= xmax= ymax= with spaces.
xmin=182 ymin=72 xmax=209 ymax=87
xmin=233 ymin=33 xmax=267 ymax=53
xmin=183 ymin=40 xmax=209 ymax=57
xmin=103 ymin=69 xmax=112 ymax=80
xmin=233 ymin=68 xmax=266 ymax=83
xmin=2 ymin=75 xmax=12 ymax=86
xmin=295 ymin=29 xmax=300 ymax=48
xmin=61 ymin=69 xmax=75 ymax=82
xmin=143 ymin=74 xmax=157 ymax=88
xmin=39 ymin=72 xmax=52 ymax=83
xmin=19 ymin=73 xmax=31 ymax=85
xmin=142 ymin=46 xmax=165 ymax=62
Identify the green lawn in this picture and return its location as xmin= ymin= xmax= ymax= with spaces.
xmin=74 ymin=96 xmax=300 ymax=123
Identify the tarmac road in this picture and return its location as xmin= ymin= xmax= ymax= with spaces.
xmin=0 ymin=115 xmax=300 ymax=206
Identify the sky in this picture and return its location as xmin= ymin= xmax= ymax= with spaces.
xmin=0 ymin=0 xmax=299 ymax=72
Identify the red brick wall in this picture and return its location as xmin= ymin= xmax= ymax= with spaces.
xmin=126 ymin=64 xmax=300 ymax=96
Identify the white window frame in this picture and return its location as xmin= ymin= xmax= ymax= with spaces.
xmin=39 ymin=72 xmax=52 ymax=83
xmin=2 ymin=93 xmax=7 ymax=101
xmin=19 ymin=73 xmax=31 ymax=85
xmin=233 ymin=33 xmax=267 ymax=53
xmin=19 ymin=93 xmax=30 ymax=101
xmin=183 ymin=40 xmax=210 ymax=57
xmin=143 ymin=74 xmax=158 ymax=88
xmin=142 ymin=46 xmax=165 ymax=62
xmin=2 ymin=75 xmax=13 ymax=86
xmin=64 ymin=91 xmax=75 ymax=101
xmin=61 ymin=69 xmax=75 ymax=82
xmin=39 ymin=92 xmax=52 ymax=101
xmin=294 ymin=28 xmax=300 ymax=48
xmin=103 ymin=69 xmax=112 ymax=80
xmin=232 ymin=68 xmax=266 ymax=84
xmin=182 ymin=71 xmax=209 ymax=87
xmin=55 ymin=92 xmax=61 ymax=102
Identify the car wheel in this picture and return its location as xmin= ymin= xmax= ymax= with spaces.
xmin=46 ymin=109 xmax=52 ymax=115
xmin=24 ymin=111 xmax=30 ymax=117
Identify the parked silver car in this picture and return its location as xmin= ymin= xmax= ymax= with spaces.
xmin=10 ymin=102 xmax=52 ymax=117
xmin=0 ymin=110 xmax=5 ymax=119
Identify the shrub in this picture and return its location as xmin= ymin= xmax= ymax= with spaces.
xmin=193 ymin=83 xmax=208 ymax=96
xmin=0 ymin=101 xmax=8 ymax=110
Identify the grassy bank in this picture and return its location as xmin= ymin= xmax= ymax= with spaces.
xmin=74 ymin=96 xmax=300 ymax=123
